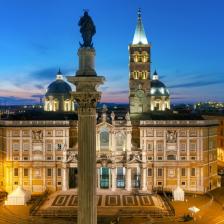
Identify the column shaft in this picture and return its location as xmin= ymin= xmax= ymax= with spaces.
xmin=78 ymin=112 xmax=97 ymax=224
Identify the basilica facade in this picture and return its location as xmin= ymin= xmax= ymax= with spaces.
xmin=0 ymin=10 xmax=219 ymax=195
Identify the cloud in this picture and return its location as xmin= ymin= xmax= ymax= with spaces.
xmin=169 ymin=80 xmax=224 ymax=89
xmin=31 ymin=94 xmax=44 ymax=98
xmin=0 ymin=96 xmax=39 ymax=105
xmin=34 ymin=84 xmax=45 ymax=90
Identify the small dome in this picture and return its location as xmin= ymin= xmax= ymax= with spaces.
xmin=45 ymin=70 xmax=72 ymax=99
xmin=150 ymin=71 xmax=169 ymax=96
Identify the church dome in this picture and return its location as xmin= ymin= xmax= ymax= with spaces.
xmin=45 ymin=70 xmax=72 ymax=99
xmin=150 ymin=71 xmax=169 ymax=96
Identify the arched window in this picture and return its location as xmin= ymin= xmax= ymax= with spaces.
xmin=100 ymin=128 xmax=109 ymax=151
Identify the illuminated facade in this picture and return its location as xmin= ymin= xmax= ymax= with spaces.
xmin=0 ymin=111 xmax=218 ymax=194
xmin=129 ymin=9 xmax=170 ymax=115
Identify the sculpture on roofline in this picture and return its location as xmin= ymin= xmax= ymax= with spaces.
xmin=78 ymin=10 xmax=96 ymax=48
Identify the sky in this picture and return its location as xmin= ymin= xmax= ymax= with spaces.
xmin=0 ymin=0 xmax=223 ymax=105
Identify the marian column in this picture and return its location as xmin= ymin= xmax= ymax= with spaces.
xmin=67 ymin=11 xmax=105 ymax=224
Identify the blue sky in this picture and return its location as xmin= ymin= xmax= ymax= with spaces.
xmin=0 ymin=0 xmax=223 ymax=105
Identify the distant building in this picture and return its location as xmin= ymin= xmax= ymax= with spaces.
xmin=129 ymin=9 xmax=170 ymax=114
xmin=44 ymin=70 xmax=75 ymax=112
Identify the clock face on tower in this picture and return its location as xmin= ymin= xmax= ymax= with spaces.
xmin=135 ymin=89 xmax=145 ymax=98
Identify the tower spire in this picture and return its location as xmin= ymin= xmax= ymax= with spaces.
xmin=132 ymin=8 xmax=148 ymax=45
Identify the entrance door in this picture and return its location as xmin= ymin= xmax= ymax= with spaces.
xmin=100 ymin=167 xmax=109 ymax=189
xmin=69 ymin=168 xmax=78 ymax=188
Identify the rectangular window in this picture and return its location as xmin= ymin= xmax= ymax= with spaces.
xmin=12 ymin=143 xmax=20 ymax=151
xmin=147 ymin=143 xmax=153 ymax=151
xmin=57 ymin=168 xmax=61 ymax=177
xmin=190 ymin=142 xmax=197 ymax=151
xmin=181 ymin=168 xmax=186 ymax=176
xmin=147 ymin=168 xmax=152 ymax=176
xmin=46 ymin=143 xmax=52 ymax=151
xmin=180 ymin=143 xmax=186 ymax=151
xmin=157 ymin=156 xmax=163 ymax=160
xmin=181 ymin=181 xmax=186 ymax=186
xmin=47 ymin=168 xmax=52 ymax=177
xmin=147 ymin=156 xmax=153 ymax=161
xmin=57 ymin=157 xmax=62 ymax=161
xmin=56 ymin=144 xmax=62 ymax=150
xmin=57 ymin=182 xmax=61 ymax=186
xmin=157 ymin=168 xmax=163 ymax=177
xmin=24 ymin=168 xmax=29 ymax=177
xmin=181 ymin=156 xmax=186 ymax=160
xmin=23 ymin=143 xmax=29 ymax=151
xmin=191 ymin=156 xmax=196 ymax=160
xmin=23 ymin=156 xmax=29 ymax=161
xmin=191 ymin=168 xmax=196 ymax=176
xmin=157 ymin=181 xmax=162 ymax=186
xmin=14 ymin=168 xmax=18 ymax=176
xmin=46 ymin=156 xmax=52 ymax=161
xmin=157 ymin=142 xmax=163 ymax=151
xmin=13 ymin=156 xmax=19 ymax=161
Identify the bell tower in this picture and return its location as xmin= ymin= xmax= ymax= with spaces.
xmin=129 ymin=9 xmax=151 ymax=115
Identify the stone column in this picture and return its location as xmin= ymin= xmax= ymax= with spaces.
xmin=111 ymin=168 xmax=116 ymax=191
xmin=125 ymin=168 xmax=131 ymax=191
xmin=141 ymin=167 xmax=147 ymax=191
xmin=67 ymin=47 xmax=104 ymax=224
xmin=62 ymin=167 xmax=68 ymax=191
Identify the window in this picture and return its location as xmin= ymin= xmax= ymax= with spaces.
xmin=147 ymin=143 xmax=153 ymax=151
xmin=57 ymin=157 xmax=62 ymax=161
xmin=148 ymin=168 xmax=152 ymax=176
xmin=23 ymin=143 xmax=29 ymax=151
xmin=56 ymin=144 xmax=62 ymax=150
xmin=147 ymin=156 xmax=153 ymax=161
xmin=181 ymin=181 xmax=186 ymax=186
xmin=181 ymin=156 xmax=186 ymax=160
xmin=47 ymin=168 xmax=52 ymax=177
xmin=181 ymin=168 xmax=186 ymax=176
xmin=14 ymin=181 xmax=18 ymax=185
xmin=57 ymin=182 xmax=62 ymax=186
xmin=57 ymin=168 xmax=61 ymax=176
xmin=157 ymin=168 xmax=163 ymax=177
xmin=56 ymin=130 xmax=63 ymax=136
xmin=46 ymin=143 xmax=52 ymax=151
xmin=13 ymin=156 xmax=19 ymax=161
xmin=190 ymin=142 xmax=197 ymax=151
xmin=157 ymin=143 xmax=163 ymax=151
xmin=157 ymin=181 xmax=162 ymax=186
xmin=46 ymin=156 xmax=52 ymax=161
xmin=189 ymin=130 xmax=197 ymax=137
xmin=24 ymin=168 xmax=29 ymax=177
xmin=167 ymin=155 xmax=176 ymax=160
xmin=157 ymin=156 xmax=163 ymax=160
xmin=191 ymin=156 xmax=196 ymax=160
xmin=23 ymin=156 xmax=29 ymax=161
xmin=12 ymin=143 xmax=20 ymax=151
xmin=191 ymin=168 xmax=196 ymax=176
xmin=180 ymin=143 xmax=186 ymax=151
xmin=14 ymin=168 xmax=18 ymax=176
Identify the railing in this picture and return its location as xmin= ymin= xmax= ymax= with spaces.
xmin=140 ymin=120 xmax=219 ymax=126
xmin=0 ymin=120 xmax=70 ymax=127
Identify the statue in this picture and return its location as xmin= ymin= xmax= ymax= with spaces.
xmin=78 ymin=11 xmax=96 ymax=48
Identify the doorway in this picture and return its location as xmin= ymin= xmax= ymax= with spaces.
xmin=69 ymin=167 xmax=78 ymax=188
